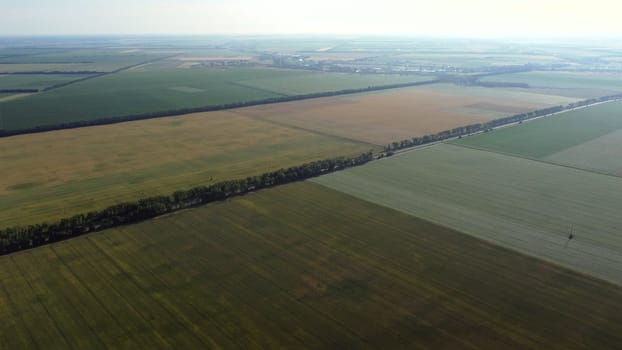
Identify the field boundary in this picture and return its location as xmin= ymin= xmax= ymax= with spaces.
xmin=379 ymin=94 xmax=622 ymax=155
xmin=39 ymin=55 xmax=177 ymax=92
xmin=377 ymin=96 xmax=622 ymax=162
xmin=311 ymin=178 xmax=622 ymax=289
xmin=228 ymin=80 xmax=290 ymax=97
xmin=447 ymin=141 xmax=622 ymax=179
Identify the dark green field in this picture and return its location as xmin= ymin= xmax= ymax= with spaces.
xmin=0 ymin=67 xmax=427 ymax=131
xmin=2 ymin=182 xmax=622 ymax=349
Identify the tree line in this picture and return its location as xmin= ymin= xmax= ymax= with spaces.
xmin=0 ymin=152 xmax=374 ymax=254
xmin=383 ymin=93 xmax=622 ymax=153
xmin=0 ymin=80 xmax=437 ymax=138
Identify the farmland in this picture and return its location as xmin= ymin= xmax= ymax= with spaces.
xmin=545 ymin=129 xmax=622 ymax=175
xmin=235 ymin=83 xmax=579 ymax=145
xmin=3 ymin=35 xmax=622 ymax=349
xmin=372 ymin=52 xmax=565 ymax=68
xmin=0 ymin=74 xmax=93 ymax=90
xmin=0 ymin=48 xmax=172 ymax=73
xmin=2 ymin=182 xmax=622 ymax=349
xmin=480 ymin=71 xmax=622 ymax=98
xmin=453 ymin=100 xmax=622 ymax=174
xmin=313 ymin=143 xmax=622 ymax=284
xmin=0 ymin=111 xmax=371 ymax=227
xmin=229 ymin=70 xmax=427 ymax=95
xmin=0 ymin=67 xmax=429 ymax=131
xmin=0 ymin=63 xmax=112 ymax=73
xmin=0 ymin=92 xmax=20 ymax=101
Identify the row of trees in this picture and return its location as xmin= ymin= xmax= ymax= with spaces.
xmin=0 ymin=80 xmax=437 ymax=138
xmin=384 ymin=93 xmax=622 ymax=152
xmin=0 ymin=152 xmax=374 ymax=254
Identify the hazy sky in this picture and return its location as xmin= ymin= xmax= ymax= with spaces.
xmin=1 ymin=0 xmax=621 ymax=36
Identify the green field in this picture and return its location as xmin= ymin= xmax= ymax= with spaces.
xmin=0 ymin=110 xmax=372 ymax=228
xmin=544 ymin=129 xmax=622 ymax=175
xmin=453 ymin=100 xmax=622 ymax=174
xmin=0 ymin=48 xmax=172 ymax=72
xmin=2 ymin=182 xmax=622 ymax=349
xmin=313 ymin=143 xmax=622 ymax=284
xmin=481 ymin=71 xmax=622 ymax=98
xmin=232 ymin=70 xmax=428 ymax=95
xmin=0 ymin=67 xmax=429 ymax=131
xmin=0 ymin=74 xmax=92 ymax=90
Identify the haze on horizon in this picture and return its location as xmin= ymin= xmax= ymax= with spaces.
xmin=1 ymin=0 xmax=621 ymax=38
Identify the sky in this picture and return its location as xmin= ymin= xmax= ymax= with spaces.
xmin=1 ymin=0 xmax=621 ymax=37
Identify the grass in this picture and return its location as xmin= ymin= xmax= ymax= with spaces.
xmin=0 ymin=67 xmax=429 ymax=131
xmin=0 ymin=74 xmax=93 ymax=90
xmin=452 ymin=100 xmax=622 ymax=164
xmin=313 ymin=143 xmax=622 ymax=285
xmin=2 ymin=181 xmax=622 ymax=349
xmin=0 ymin=111 xmax=372 ymax=227
xmin=235 ymin=83 xmax=577 ymax=145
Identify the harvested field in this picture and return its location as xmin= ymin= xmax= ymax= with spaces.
xmin=0 ymin=111 xmax=370 ymax=227
xmin=2 ymin=182 xmax=622 ymax=349
xmin=313 ymin=143 xmax=622 ymax=285
xmin=235 ymin=84 xmax=577 ymax=145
